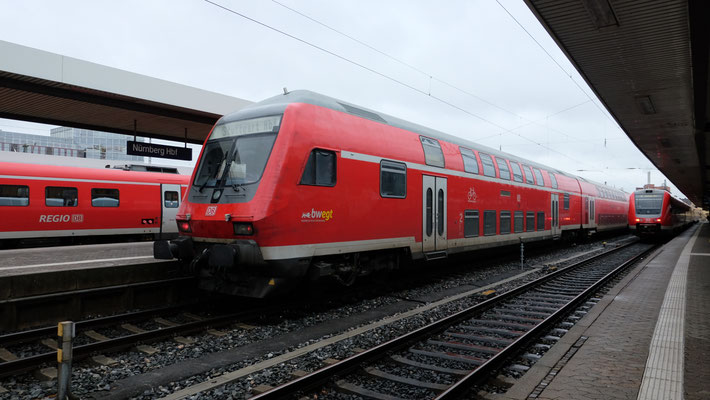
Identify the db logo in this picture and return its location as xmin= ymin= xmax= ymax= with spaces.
xmin=205 ymin=206 xmax=217 ymax=216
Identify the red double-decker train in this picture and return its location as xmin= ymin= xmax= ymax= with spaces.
xmin=628 ymin=188 xmax=693 ymax=238
xmin=155 ymin=90 xmax=629 ymax=297
xmin=0 ymin=162 xmax=189 ymax=246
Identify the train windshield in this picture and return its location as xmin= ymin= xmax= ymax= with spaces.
xmin=635 ymin=193 xmax=664 ymax=215
xmin=193 ymin=115 xmax=281 ymax=189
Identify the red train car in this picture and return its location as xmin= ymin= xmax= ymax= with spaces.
xmin=629 ymin=188 xmax=691 ymax=238
xmin=155 ymin=90 xmax=629 ymax=297
xmin=0 ymin=162 xmax=189 ymax=245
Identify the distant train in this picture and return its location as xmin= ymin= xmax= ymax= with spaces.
xmin=155 ymin=90 xmax=629 ymax=298
xmin=0 ymin=162 xmax=189 ymax=246
xmin=628 ymin=188 xmax=693 ymax=238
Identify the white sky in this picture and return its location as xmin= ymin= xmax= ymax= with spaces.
xmin=0 ymin=0 xmax=684 ymax=197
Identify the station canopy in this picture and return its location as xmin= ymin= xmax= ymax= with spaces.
xmin=524 ymin=0 xmax=710 ymax=208
xmin=0 ymin=40 xmax=251 ymax=145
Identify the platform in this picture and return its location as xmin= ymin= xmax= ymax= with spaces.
xmin=500 ymin=222 xmax=709 ymax=400
xmin=0 ymin=241 xmax=182 ymax=300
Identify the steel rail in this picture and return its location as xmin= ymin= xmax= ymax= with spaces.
xmin=0 ymin=303 xmax=283 ymax=378
xmin=250 ymin=240 xmax=646 ymax=399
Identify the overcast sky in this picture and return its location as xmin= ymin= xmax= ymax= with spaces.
xmin=0 ymin=0 xmax=685 ymax=197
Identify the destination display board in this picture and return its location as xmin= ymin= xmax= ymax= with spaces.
xmin=127 ymin=141 xmax=192 ymax=161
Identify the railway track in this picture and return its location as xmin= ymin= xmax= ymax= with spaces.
xmin=0 ymin=300 xmax=281 ymax=378
xmin=249 ymin=241 xmax=656 ymax=399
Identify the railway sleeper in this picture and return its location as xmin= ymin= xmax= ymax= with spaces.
xmin=488 ymin=313 xmax=544 ymax=325
xmin=443 ymin=331 xmax=514 ymax=346
xmin=427 ymin=339 xmax=500 ymax=355
xmin=389 ymin=355 xmax=469 ymax=376
xmin=409 ymin=348 xmax=485 ymax=366
xmin=495 ymin=307 xmax=550 ymax=319
xmin=458 ymin=324 xmax=526 ymax=337
xmin=464 ymin=318 xmax=535 ymax=331
xmin=363 ymin=366 xmax=450 ymax=391
xmin=334 ymin=379 xmax=408 ymax=400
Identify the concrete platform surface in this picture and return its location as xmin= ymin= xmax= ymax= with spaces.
xmin=499 ymin=223 xmax=709 ymax=400
xmin=0 ymin=241 xmax=156 ymax=277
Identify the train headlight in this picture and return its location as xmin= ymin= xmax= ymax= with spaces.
xmin=233 ymin=222 xmax=254 ymax=236
xmin=177 ymin=220 xmax=192 ymax=233
xmin=635 ymin=218 xmax=640 ymax=222
xmin=656 ymin=218 xmax=661 ymax=222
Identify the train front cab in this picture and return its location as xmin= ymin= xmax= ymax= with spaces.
xmin=630 ymin=189 xmax=666 ymax=237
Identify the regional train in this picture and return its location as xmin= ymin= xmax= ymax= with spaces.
xmin=628 ymin=188 xmax=692 ymax=238
xmin=154 ymin=90 xmax=629 ymax=297
xmin=0 ymin=162 xmax=190 ymax=246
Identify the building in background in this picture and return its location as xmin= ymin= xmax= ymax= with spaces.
xmin=0 ymin=127 xmax=144 ymax=162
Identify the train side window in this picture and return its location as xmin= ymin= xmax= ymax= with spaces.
xmin=0 ymin=184 xmax=29 ymax=206
xmin=514 ymin=211 xmax=523 ymax=233
xmin=563 ymin=193 xmax=570 ymax=210
xmin=526 ymin=211 xmax=535 ymax=231
xmin=537 ymin=211 xmax=545 ymax=230
xmin=523 ymin=165 xmax=535 ymax=184
xmin=500 ymin=211 xmax=511 ymax=234
xmin=380 ymin=160 xmax=407 ymax=198
xmin=46 ymin=186 xmax=78 ymax=207
xmin=479 ymin=153 xmax=496 ymax=177
xmin=92 ymin=188 xmax=120 ymax=207
xmin=510 ymin=162 xmax=523 ymax=182
xmin=533 ymin=168 xmax=545 ymax=186
xmin=548 ymin=172 xmax=558 ymax=189
xmin=464 ymin=210 xmax=479 ymax=237
xmin=300 ymin=149 xmax=336 ymax=186
xmin=420 ymin=136 xmax=445 ymax=167
xmin=496 ymin=158 xmax=511 ymax=180
xmin=460 ymin=147 xmax=479 ymax=174
xmin=164 ymin=191 xmax=179 ymax=208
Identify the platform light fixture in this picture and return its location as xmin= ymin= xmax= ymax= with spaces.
xmin=637 ymin=96 xmax=657 ymax=115
xmin=581 ymin=0 xmax=619 ymax=29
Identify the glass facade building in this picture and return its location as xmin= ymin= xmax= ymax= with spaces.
xmin=0 ymin=128 xmax=144 ymax=161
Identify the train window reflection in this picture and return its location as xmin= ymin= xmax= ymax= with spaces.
xmin=164 ymin=191 xmax=179 ymax=208
xmin=484 ymin=210 xmax=496 ymax=235
xmin=0 ymin=184 xmax=29 ymax=206
xmin=479 ymin=153 xmax=496 ymax=178
xmin=496 ymin=158 xmax=511 ymax=180
xmin=46 ymin=186 xmax=78 ymax=207
xmin=300 ymin=149 xmax=336 ymax=186
xmin=92 ymin=188 xmax=120 ymax=207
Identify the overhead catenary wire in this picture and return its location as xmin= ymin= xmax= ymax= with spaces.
xmin=204 ymin=0 xmax=602 ymax=169
xmin=271 ymin=0 xmax=595 ymax=143
xmin=494 ymin=0 xmax=618 ymax=127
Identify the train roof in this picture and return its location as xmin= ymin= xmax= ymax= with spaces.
xmin=0 ymin=161 xmax=190 ymax=185
xmin=221 ymin=90 xmax=625 ymax=195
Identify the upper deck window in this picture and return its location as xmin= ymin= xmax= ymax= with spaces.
xmin=523 ymin=165 xmax=535 ymax=184
xmin=510 ymin=162 xmax=523 ymax=182
xmin=460 ymin=147 xmax=479 ymax=174
xmin=496 ymin=158 xmax=511 ymax=180
xmin=548 ymin=172 xmax=558 ymax=189
xmin=533 ymin=168 xmax=545 ymax=186
xmin=420 ymin=136 xmax=445 ymax=167
xmin=479 ymin=153 xmax=496 ymax=177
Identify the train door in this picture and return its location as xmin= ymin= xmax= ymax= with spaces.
xmin=422 ymin=175 xmax=448 ymax=253
xmin=589 ymin=198 xmax=596 ymax=229
xmin=551 ymin=193 xmax=560 ymax=237
xmin=161 ymin=184 xmax=181 ymax=235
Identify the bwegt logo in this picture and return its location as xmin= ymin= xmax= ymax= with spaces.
xmin=301 ymin=208 xmax=334 ymax=222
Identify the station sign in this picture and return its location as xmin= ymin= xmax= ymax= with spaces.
xmin=127 ymin=141 xmax=192 ymax=161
